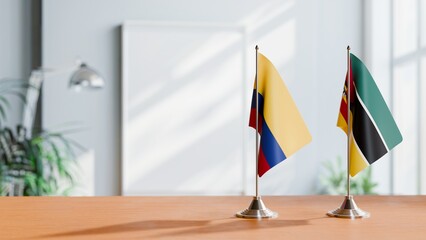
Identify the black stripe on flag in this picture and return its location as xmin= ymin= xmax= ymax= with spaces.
xmin=352 ymin=95 xmax=388 ymax=164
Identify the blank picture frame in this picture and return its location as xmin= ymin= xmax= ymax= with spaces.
xmin=121 ymin=21 xmax=248 ymax=195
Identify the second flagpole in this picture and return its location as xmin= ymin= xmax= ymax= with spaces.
xmin=346 ymin=45 xmax=351 ymax=198
xmin=326 ymin=46 xmax=369 ymax=219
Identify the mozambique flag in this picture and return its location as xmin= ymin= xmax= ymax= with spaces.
xmin=249 ymin=53 xmax=311 ymax=177
xmin=337 ymin=53 xmax=403 ymax=177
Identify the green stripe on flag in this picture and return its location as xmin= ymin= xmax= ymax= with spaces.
xmin=350 ymin=53 xmax=403 ymax=150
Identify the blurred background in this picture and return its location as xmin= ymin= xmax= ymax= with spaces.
xmin=0 ymin=0 xmax=424 ymax=196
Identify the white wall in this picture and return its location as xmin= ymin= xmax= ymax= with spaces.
xmin=42 ymin=0 xmax=363 ymax=195
xmin=0 ymin=0 xmax=32 ymax=127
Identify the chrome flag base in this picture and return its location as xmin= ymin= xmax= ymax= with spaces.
xmin=327 ymin=195 xmax=370 ymax=219
xmin=236 ymin=196 xmax=278 ymax=219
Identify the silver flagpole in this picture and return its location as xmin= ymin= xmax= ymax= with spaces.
xmin=327 ymin=46 xmax=369 ymax=219
xmin=236 ymin=45 xmax=277 ymax=219
xmin=347 ymin=45 xmax=351 ymax=198
xmin=255 ymin=45 xmax=259 ymax=198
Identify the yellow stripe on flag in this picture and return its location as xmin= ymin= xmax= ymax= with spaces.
xmin=349 ymin=134 xmax=369 ymax=176
xmin=338 ymin=109 xmax=368 ymax=176
xmin=337 ymin=112 xmax=348 ymax=134
xmin=256 ymin=53 xmax=311 ymax=156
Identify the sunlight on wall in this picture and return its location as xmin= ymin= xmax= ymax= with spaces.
xmin=172 ymin=31 xmax=244 ymax=80
xmin=241 ymin=0 xmax=294 ymax=31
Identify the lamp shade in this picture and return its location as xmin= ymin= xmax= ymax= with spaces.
xmin=69 ymin=63 xmax=104 ymax=90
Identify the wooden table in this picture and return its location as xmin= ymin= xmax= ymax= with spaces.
xmin=1 ymin=196 xmax=425 ymax=239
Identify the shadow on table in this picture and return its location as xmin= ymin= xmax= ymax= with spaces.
xmin=35 ymin=217 xmax=319 ymax=239
xmin=35 ymin=220 xmax=210 ymax=238
xmin=152 ymin=218 xmax=313 ymax=238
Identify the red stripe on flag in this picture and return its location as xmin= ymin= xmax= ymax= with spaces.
xmin=249 ymin=108 xmax=263 ymax=134
xmin=258 ymin=147 xmax=270 ymax=177
xmin=339 ymin=98 xmax=348 ymax=122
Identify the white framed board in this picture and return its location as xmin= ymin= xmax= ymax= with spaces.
xmin=121 ymin=21 xmax=249 ymax=195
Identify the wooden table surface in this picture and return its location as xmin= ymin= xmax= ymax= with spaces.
xmin=1 ymin=196 xmax=425 ymax=239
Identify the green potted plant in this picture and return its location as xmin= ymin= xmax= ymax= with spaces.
xmin=319 ymin=156 xmax=378 ymax=195
xmin=0 ymin=79 xmax=81 ymax=196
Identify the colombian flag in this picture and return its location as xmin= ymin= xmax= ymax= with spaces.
xmin=249 ymin=53 xmax=311 ymax=177
xmin=337 ymin=53 xmax=403 ymax=177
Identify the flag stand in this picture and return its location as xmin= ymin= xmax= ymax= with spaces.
xmin=236 ymin=45 xmax=277 ymax=219
xmin=236 ymin=196 xmax=277 ymax=218
xmin=327 ymin=46 xmax=370 ymax=219
xmin=327 ymin=195 xmax=369 ymax=218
